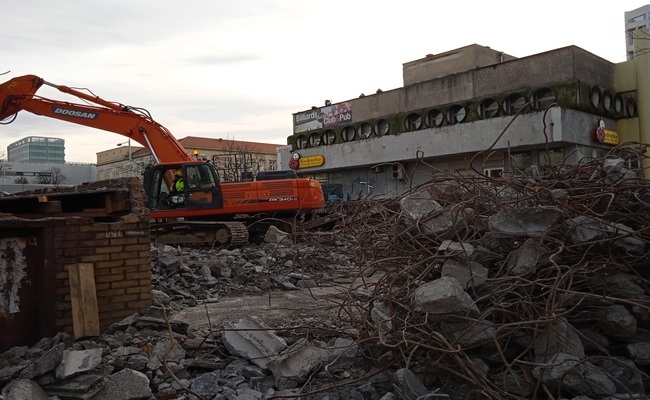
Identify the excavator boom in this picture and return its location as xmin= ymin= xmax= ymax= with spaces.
xmin=0 ymin=74 xmax=190 ymax=163
xmin=0 ymin=74 xmax=326 ymax=247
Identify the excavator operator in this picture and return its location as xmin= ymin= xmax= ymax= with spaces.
xmin=167 ymin=170 xmax=185 ymax=207
xmin=171 ymin=170 xmax=184 ymax=193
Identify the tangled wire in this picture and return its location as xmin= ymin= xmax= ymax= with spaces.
xmin=321 ymin=142 xmax=650 ymax=399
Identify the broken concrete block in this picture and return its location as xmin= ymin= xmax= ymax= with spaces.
xmin=188 ymin=372 xmax=220 ymax=400
xmin=597 ymin=305 xmax=637 ymax=338
xmin=440 ymin=319 xmax=495 ymax=347
xmin=421 ymin=207 xmax=476 ymax=240
xmin=441 ymin=258 xmax=488 ymax=289
xmin=370 ymin=301 xmax=394 ymax=336
xmin=399 ymin=192 xmax=442 ymax=220
xmin=599 ymin=357 xmax=645 ymax=395
xmin=320 ymin=337 xmax=359 ymax=373
xmin=267 ymin=338 xmax=326 ymax=390
xmin=392 ymin=368 xmax=429 ymax=400
xmin=504 ymin=237 xmax=550 ymax=275
xmin=19 ymin=343 xmax=64 ymax=379
xmin=534 ymin=317 xmax=584 ymax=363
xmin=626 ymin=342 xmax=650 ymax=365
xmin=91 ymin=368 xmax=152 ymax=400
xmin=532 ymin=353 xmax=616 ymax=397
xmin=264 ymin=225 xmax=292 ymax=245
xmin=438 ymin=240 xmax=475 ymax=259
xmin=267 ymin=338 xmax=325 ymax=390
xmin=488 ymin=206 xmax=563 ymax=236
xmin=222 ymin=315 xmax=287 ymax=369
xmin=413 ymin=277 xmax=479 ymax=318
xmin=55 ymin=348 xmax=103 ymax=379
xmin=1 ymin=378 xmax=49 ymax=400
xmin=42 ymin=373 xmax=106 ymax=399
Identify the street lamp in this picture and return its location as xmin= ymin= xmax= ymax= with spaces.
xmin=117 ymin=139 xmax=132 ymax=161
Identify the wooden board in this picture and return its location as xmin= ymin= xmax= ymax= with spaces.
xmin=68 ymin=263 xmax=100 ymax=338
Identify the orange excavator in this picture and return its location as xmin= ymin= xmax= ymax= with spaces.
xmin=0 ymin=74 xmax=325 ymax=247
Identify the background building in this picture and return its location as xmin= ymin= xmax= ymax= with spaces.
xmin=7 ymin=136 xmax=65 ymax=164
xmin=96 ymin=136 xmax=280 ymax=181
xmin=625 ymin=4 xmax=650 ymax=60
xmin=282 ymin=41 xmax=648 ymax=200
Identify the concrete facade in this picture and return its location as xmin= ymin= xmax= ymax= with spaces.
xmin=625 ymin=4 xmax=650 ymax=60
xmin=0 ymin=161 xmax=96 ymax=194
xmin=282 ymin=44 xmax=644 ymax=200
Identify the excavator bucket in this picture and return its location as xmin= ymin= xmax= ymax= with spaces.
xmin=0 ymin=74 xmax=44 ymax=122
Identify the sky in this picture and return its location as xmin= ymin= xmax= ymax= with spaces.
xmin=0 ymin=1 xmax=646 ymax=163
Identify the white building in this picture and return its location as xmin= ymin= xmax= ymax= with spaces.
xmin=625 ymin=4 xmax=650 ymax=59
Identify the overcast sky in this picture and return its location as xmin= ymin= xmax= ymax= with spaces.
xmin=0 ymin=1 xmax=646 ymax=163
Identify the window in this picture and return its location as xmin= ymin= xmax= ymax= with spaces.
xmin=323 ymin=129 xmax=336 ymax=145
xmin=447 ymin=105 xmax=466 ymax=124
xmin=359 ymin=123 xmax=372 ymax=139
xmin=342 ymin=126 xmax=356 ymax=142
xmin=503 ymin=93 xmax=526 ymax=115
xmin=627 ymin=98 xmax=637 ymax=117
xmin=404 ymin=113 xmax=422 ymax=131
xmin=511 ymin=152 xmax=532 ymax=170
xmin=477 ymin=99 xmax=498 ymax=119
xmin=540 ymin=148 xmax=564 ymax=165
xmin=532 ymin=88 xmax=556 ymax=110
xmin=425 ymin=109 xmax=444 ymax=127
xmin=296 ymin=135 xmax=307 ymax=149
xmin=375 ymin=119 xmax=389 ymax=136
xmin=590 ymin=86 xmax=601 ymax=108
xmin=614 ymin=94 xmax=624 ymax=115
xmin=602 ymin=91 xmax=612 ymax=111
xmin=308 ymin=132 xmax=322 ymax=147
xmin=483 ymin=168 xmax=503 ymax=178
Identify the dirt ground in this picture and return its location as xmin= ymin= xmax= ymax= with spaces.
xmin=170 ymin=282 xmax=355 ymax=331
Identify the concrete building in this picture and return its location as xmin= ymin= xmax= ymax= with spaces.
xmin=0 ymin=161 xmax=96 ymax=193
xmin=7 ymin=136 xmax=65 ymax=164
xmin=281 ymin=42 xmax=649 ymax=200
xmin=96 ymin=136 xmax=280 ymax=182
xmin=625 ymin=4 xmax=650 ymax=60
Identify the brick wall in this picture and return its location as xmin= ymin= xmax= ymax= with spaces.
xmin=0 ymin=178 xmax=152 ymax=344
xmin=52 ymin=213 xmax=151 ymax=333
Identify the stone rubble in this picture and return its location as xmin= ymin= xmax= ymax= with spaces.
xmin=1 ymin=157 xmax=650 ymax=399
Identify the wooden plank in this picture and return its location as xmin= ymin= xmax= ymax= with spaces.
xmin=68 ymin=263 xmax=100 ymax=338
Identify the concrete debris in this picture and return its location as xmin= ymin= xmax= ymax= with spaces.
xmin=488 ymin=206 xmax=564 ymax=236
xmin=55 ymin=348 xmax=103 ymax=379
xmin=263 ymin=225 xmax=292 ymax=245
xmin=1 ymin=379 xmax=49 ymax=400
xmin=3 ymin=151 xmax=650 ymax=399
xmin=91 ymin=368 xmax=152 ymax=400
xmin=413 ymin=277 xmax=480 ymax=318
xmin=222 ymin=315 xmax=287 ymax=369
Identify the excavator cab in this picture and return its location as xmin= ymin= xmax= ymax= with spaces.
xmin=144 ymin=162 xmax=223 ymax=214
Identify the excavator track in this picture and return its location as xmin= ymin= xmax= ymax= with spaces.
xmin=152 ymin=221 xmax=249 ymax=249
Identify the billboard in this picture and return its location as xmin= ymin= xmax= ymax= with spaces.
xmin=293 ymin=102 xmax=352 ymax=134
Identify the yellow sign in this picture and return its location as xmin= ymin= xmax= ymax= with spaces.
xmin=299 ymin=155 xmax=325 ymax=168
xmin=602 ymin=129 xmax=619 ymax=146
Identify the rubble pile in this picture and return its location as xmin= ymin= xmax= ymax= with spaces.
xmin=2 ymin=149 xmax=650 ymax=399
xmin=150 ymin=227 xmax=357 ymax=310
xmin=330 ymin=154 xmax=650 ymax=399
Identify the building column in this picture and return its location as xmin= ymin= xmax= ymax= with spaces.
xmin=633 ymin=28 xmax=650 ymax=173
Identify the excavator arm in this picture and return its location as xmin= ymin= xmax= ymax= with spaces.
xmin=0 ymin=74 xmax=192 ymax=163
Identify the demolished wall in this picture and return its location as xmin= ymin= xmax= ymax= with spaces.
xmin=0 ymin=178 xmax=151 ymax=350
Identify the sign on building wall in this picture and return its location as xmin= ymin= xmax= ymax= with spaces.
xmin=293 ymin=102 xmax=352 ymax=134
xmin=592 ymin=119 xmax=620 ymax=146
xmin=288 ymin=153 xmax=325 ymax=169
